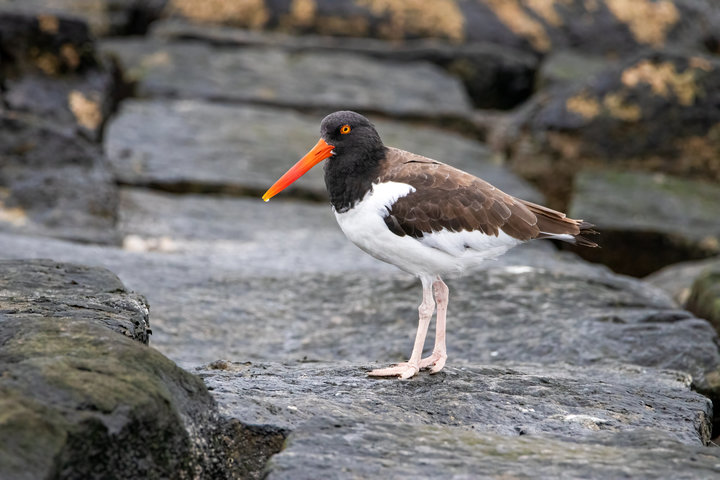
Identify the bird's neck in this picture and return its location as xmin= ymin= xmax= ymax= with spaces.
xmin=324 ymin=146 xmax=387 ymax=213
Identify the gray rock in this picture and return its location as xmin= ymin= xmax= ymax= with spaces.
xmin=647 ymin=256 xmax=720 ymax=305
xmin=0 ymin=11 xmax=120 ymax=140
xmin=197 ymin=361 xmax=717 ymax=478
xmin=568 ymin=170 xmax=720 ymax=276
xmin=0 ymin=259 xmax=243 ymax=480
xmin=687 ymin=265 xmax=720 ymax=332
xmin=499 ymin=51 xmax=720 ymax=208
xmin=152 ymin=19 xmax=539 ymax=109
xmin=267 ymin=418 xmax=720 ymax=480
xmin=161 ymin=0 xmax=720 ymax=56
xmin=100 ymin=38 xmax=472 ymax=118
xmin=105 ymin=100 xmax=542 ymax=202
xmin=537 ymin=49 xmax=619 ymax=89
xmin=0 ymin=113 xmax=120 ymax=245
xmin=0 ymin=0 xmax=167 ymax=36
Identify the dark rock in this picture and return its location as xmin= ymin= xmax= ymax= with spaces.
xmin=537 ymin=49 xmax=619 ymax=89
xmin=152 ymin=19 xmax=539 ymax=110
xmin=100 ymin=38 xmax=472 ymax=118
xmin=0 ymin=259 xmax=238 ymax=479
xmin=0 ymin=0 xmax=168 ymax=36
xmin=0 ymin=113 xmax=120 ymax=245
xmin=161 ymin=0 xmax=720 ymax=56
xmin=105 ymin=100 xmax=542 ymax=202
xmin=0 ymin=11 xmax=120 ymax=140
xmin=198 ymin=361 xmax=717 ymax=478
xmin=0 ymin=259 xmax=150 ymax=343
xmin=687 ymin=266 xmax=720 ymax=332
xmin=568 ymin=170 xmax=720 ymax=277
xmin=499 ymin=51 xmax=720 ymax=208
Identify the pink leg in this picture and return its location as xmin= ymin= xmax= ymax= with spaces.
xmin=419 ymin=277 xmax=448 ymax=373
xmin=369 ymin=277 xmax=435 ymax=379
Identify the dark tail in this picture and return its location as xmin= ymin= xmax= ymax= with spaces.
xmin=522 ymin=200 xmax=599 ymax=248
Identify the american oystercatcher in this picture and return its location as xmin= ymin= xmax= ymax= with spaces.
xmin=263 ymin=111 xmax=597 ymax=379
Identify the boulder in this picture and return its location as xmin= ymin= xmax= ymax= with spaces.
xmin=0 ymin=259 xmax=242 ymax=479
xmin=0 ymin=113 xmax=120 ymax=245
xmin=568 ymin=170 xmax=720 ymax=277
xmin=151 ymin=19 xmax=539 ymax=110
xmin=105 ymin=100 xmax=542 ymax=202
xmin=200 ymin=361 xmax=717 ymax=478
xmin=498 ymin=51 xmax=720 ymax=208
xmin=100 ymin=38 xmax=472 ymax=119
xmin=161 ymin=0 xmax=720 ymax=56
xmin=0 ymin=11 xmax=120 ymax=140
xmin=0 ymin=0 xmax=167 ymax=36
xmin=647 ymin=256 xmax=720 ymax=305
xmin=687 ymin=265 xmax=720 ymax=333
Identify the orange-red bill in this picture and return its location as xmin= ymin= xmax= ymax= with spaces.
xmin=262 ymin=138 xmax=335 ymax=202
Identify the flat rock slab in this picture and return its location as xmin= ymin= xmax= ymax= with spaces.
xmin=568 ymin=170 xmax=720 ymax=276
xmin=101 ymin=38 xmax=472 ymax=118
xmin=0 ymin=113 xmax=120 ymax=245
xmin=267 ymin=417 xmax=720 ymax=480
xmin=105 ymin=100 xmax=542 ymax=202
xmin=648 ymin=256 xmax=720 ymax=305
xmin=199 ymin=361 xmax=718 ymax=478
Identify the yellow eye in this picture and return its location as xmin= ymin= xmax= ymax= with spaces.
xmin=340 ymin=125 xmax=351 ymax=134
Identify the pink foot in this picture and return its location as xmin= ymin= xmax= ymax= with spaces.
xmin=368 ymin=362 xmax=419 ymax=379
xmin=419 ymin=351 xmax=447 ymax=374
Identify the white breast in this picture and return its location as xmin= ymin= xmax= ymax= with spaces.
xmin=334 ymin=182 xmax=522 ymax=277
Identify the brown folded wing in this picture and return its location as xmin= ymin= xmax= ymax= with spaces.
xmin=378 ymin=148 xmax=596 ymax=246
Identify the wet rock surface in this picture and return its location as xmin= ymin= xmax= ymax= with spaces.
xmin=568 ymin=170 xmax=720 ymax=276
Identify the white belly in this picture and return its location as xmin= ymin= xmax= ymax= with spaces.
xmin=334 ymin=182 xmax=522 ymax=277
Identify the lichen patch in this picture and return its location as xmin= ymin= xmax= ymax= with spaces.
xmin=68 ymin=90 xmax=103 ymax=131
xmin=621 ymin=60 xmax=702 ymax=106
xmin=358 ymin=0 xmax=465 ymax=42
xmin=605 ymin=0 xmax=679 ymax=47
xmin=566 ymin=91 xmax=601 ymax=119
xmin=485 ymin=0 xmax=551 ymax=51
xmin=168 ymin=0 xmax=270 ymax=28
xmin=603 ymin=92 xmax=642 ymax=122
xmin=37 ymin=15 xmax=59 ymax=34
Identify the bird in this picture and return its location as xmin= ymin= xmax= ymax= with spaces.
xmin=262 ymin=111 xmax=597 ymax=379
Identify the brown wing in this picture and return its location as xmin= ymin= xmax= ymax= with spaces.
xmin=378 ymin=148 xmax=596 ymax=245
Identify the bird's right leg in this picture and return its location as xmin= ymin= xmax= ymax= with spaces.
xmin=419 ymin=277 xmax=448 ymax=373
xmin=368 ymin=277 xmax=435 ymax=379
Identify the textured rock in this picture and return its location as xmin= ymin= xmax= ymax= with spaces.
xmin=0 ymin=259 xmax=238 ymax=480
xmin=161 ymin=0 xmax=720 ymax=56
xmin=568 ymin=170 xmax=720 ymax=277
xmin=152 ymin=19 xmax=539 ymax=109
xmin=198 ymin=361 xmax=717 ymax=478
xmin=266 ymin=418 xmax=720 ymax=480
xmin=537 ymin=49 xmax=619 ymax=89
xmin=499 ymin=51 xmax=720 ymax=207
xmin=687 ymin=266 xmax=720 ymax=332
xmin=0 ymin=11 xmax=119 ymax=140
xmin=0 ymin=0 xmax=167 ymax=36
xmin=647 ymin=256 xmax=720 ymax=305
xmin=105 ymin=100 xmax=542 ymax=202
xmin=0 ymin=113 xmax=120 ymax=245
xmin=100 ymin=38 xmax=472 ymax=118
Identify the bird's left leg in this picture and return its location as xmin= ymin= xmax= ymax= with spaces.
xmin=419 ymin=277 xmax=448 ymax=373
xmin=368 ymin=277 xmax=435 ymax=379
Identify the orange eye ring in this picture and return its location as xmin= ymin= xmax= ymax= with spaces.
xmin=340 ymin=125 xmax=351 ymax=134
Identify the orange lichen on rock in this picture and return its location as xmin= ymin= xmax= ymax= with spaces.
xmin=566 ymin=91 xmax=601 ymax=119
xmin=37 ymin=14 xmax=59 ymax=34
xmin=167 ymin=0 xmax=270 ymax=28
xmin=485 ymin=0 xmax=551 ymax=51
xmin=622 ymin=60 xmax=703 ymax=106
xmin=602 ymin=92 xmax=642 ymax=122
xmin=69 ymin=90 xmax=103 ymax=130
xmin=605 ymin=0 xmax=679 ymax=47
xmin=358 ymin=0 xmax=465 ymax=42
